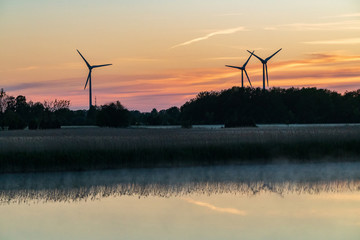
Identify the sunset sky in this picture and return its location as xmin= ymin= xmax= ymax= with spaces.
xmin=0 ymin=0 xmax=359 ymax=111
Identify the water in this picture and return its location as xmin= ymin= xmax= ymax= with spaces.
xmin=129 ymin=123 xmax=360 ymax=129
xmin=257 ymin=123 xmax=360 ymax=128
xmin=1 ymin=163 xmax=360 ymax=240
xmin=130 ymin=124 xmax=225 ymax=129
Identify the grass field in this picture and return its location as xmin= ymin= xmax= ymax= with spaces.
xmin=1 ymin=126 xmax=360 ymax=173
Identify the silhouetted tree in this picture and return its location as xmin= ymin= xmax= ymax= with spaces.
xmin=147 ymin=108 xmax=161 ymax=125
xmin=180 ymin=87 xmax=360 ymax=125
xmin=1 ymin=95 xmax=28 ymax=129
xmin=164 ymin=106 xmax=181 ymax=125
xmin=0 ymin=89 xmax=7 ymax=129
xmin=0 ymin=88 xmax=7 ymax=113
xmin=129 ymin=110 xmax=143 ymax=125
xmin=96 ymin=101 xmax=130 ymax=127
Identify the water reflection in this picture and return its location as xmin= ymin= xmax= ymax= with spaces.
xmin=1 ymin=162 xmax=359 ymax=204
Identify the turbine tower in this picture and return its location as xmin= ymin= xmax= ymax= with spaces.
xmin=225 ymin=51 xmax=254 ymax=88
xmin=77 ymin=49 xmax=112 ymax=110
xmin=247 ymin=48 xmax=282 ymax=90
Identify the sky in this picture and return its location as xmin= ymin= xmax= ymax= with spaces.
xmin=0 ymin=0 xmax=359 ymax=111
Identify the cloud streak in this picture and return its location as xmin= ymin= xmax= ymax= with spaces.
xmin=16 ymin=66 xmax=40 ymax=71
xmin=266 ymin=20 xmax=360 ymax=31
xmin=303 ymin=38 xmax=360 ymax=45
xmin=183 ymin=198 xmax=247 ymax=216
xmin=113 ymin=57 xmax=161 ymax=63
xmin=321 ymin=12 xmax=360 ymax=19
xmin=216 ymin=13 xmax=243 ymax=17
xmin=171 ymin=27 xmax=246 ymax=49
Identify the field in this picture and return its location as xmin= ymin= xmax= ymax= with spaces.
xmin=1 ymin=125 xmax=360 ymax=173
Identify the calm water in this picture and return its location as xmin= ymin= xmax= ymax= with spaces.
xmin=1 ymin=163 xmax=360 ymax=240
xmin=127 ymin=123 xmax=360 ymax=129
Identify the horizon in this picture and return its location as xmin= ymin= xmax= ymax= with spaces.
xmin=1 ymin=0 xmax=359 ymax=112
xmin=1 ymin=85 xmax=360 ymax=113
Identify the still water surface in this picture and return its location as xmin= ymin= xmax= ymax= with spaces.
xmin=1 ymin=163 xmax=359 ymax=240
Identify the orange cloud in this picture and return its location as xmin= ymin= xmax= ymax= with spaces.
xmin=267 ymin=20 xmax=360 ymax=31
xmin=303 ymin=38 xmax=360 ymax=45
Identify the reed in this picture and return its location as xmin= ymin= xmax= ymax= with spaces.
xmin=1 ymin=126 xmax=360 ymax=173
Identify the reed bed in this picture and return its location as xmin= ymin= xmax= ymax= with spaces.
xmin=1 ymin=126 xmax=360 ymax=173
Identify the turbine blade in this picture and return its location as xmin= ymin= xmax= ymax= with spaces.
xmin=266 ymin=64 xmax=269 ymax=87
xmin=243 ymin=51 xmax=254 ymax=68
xmin=77 ymin=49 xmax=91 ymax=69
xmin=225 ymin=65 xmax=241 ymax=70
xmin=92 ymin=63 xmax=112 ymax=68
xmin=247 ymin=50 xmax=264 ymax=62
xmin=84 ymin=72 xmax=91 ymax=89
xmin=244 ymin=70 xmax=252 ymax=88
xmin=265 ymin=48 xmax=282 ymax=62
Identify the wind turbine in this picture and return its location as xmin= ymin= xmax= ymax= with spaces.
xmin=225 ymin=51 xmax=254 ymax=88
xmin=77 ymin=49 xmax=112 ymax=110
xmin=247 ymin=48 xmax=282 ymax=90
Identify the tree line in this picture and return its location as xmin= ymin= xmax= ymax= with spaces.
xmin=0 ymin=88 xmax=81 ymax=129
xmin=0 ymin=88 xmax=176 ymax=129
xmin=181 ymin=87 xmax=360 ymax=125
xmin=1 ymin=86 xmax=360 ymax=130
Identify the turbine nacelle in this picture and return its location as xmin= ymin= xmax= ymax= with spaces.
xmin=77 ymin=49 xmax=112 ymax=71
xmin=247 ymin=50 xmax=266 ymax=64
xmin=225 ymin=51 xmax=254 ymax=88
xmin=246 ymin=48 xmax=282 ymax=89
xmin=247 ymin=48 xmax=282 ymax=64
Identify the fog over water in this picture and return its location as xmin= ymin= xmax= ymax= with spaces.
xmin=1 ymin=162 xmax=359 ymax=204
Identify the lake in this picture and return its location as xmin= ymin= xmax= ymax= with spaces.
xmin=1 ymin=163 xmax=359 ymax=240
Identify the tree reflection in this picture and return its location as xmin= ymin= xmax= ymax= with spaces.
xmin=1 ymin=163 xmax=359 ymax=204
